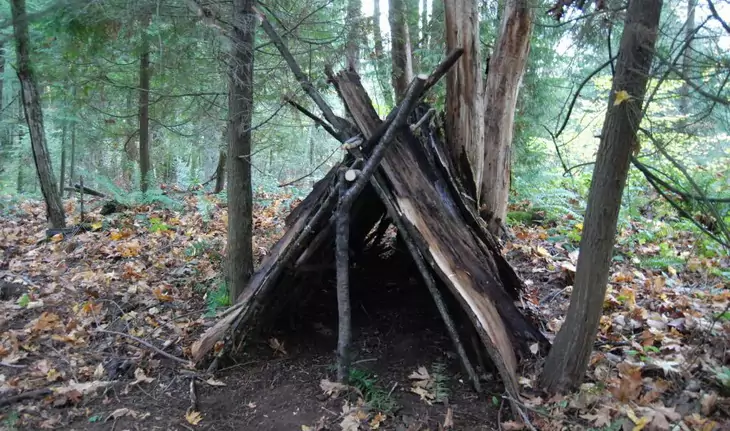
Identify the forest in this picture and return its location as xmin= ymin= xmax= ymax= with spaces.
xmin=0 ymin=0 xmax=729 ymax=429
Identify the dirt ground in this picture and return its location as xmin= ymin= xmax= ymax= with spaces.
xmin=4 ymin=240 xmax=504 ymax=431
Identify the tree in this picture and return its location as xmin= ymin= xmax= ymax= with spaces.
xmin=444 ymin=0 xmax=484 ymax=200
xmin=227 ymin=0 xmax=256 ymax=299
xmin=389 ymin=0 xmax=414 ymax=102
xmin=480 ymin=0 xmax=533 ymax=235
xmin=372 ymin=0 xmax=393 ymax=107
xmin=541 ymin=0 xmax=664 ymax=393
xmin=138 ymin=15 xmax=152 ymax=193
xmin=345 ymin=0 xmax=361 ymax=71
xmin=11 ymin=0 xmax=66 ymax=228
xmin=679 ymin=0 xmax=697 ymax=114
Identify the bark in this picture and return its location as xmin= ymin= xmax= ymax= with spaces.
xmin=389 ymin=0 xmax=414 ymax=102
xmin=59 ymin=122 xmax=67 ymax=193
xmin=372 ymin=0 xmax=394 ymax=107
xmin=480 ymin=0 xmax=533 ymax=235
xmin=213 ymin=149 xmax=226 ymax=194
xmin=335 ymin=171 xmax=352 ymax=383
xmin=138 ymin=16 xmax=152 ymax=193
xmin=227 ymin=0 xmax=256 ymax=300
xmin=444 ymin=0 xmax=485 ymax=201
xmin=541 ymin=0 xmax=663 ymax=393
xmin=11 ymin=0 xmax=65 ymax=228
xmin=678 ymin=0 xmax=696 ymax=114
xmin=345 ymin=0 xmax=361 ymax=71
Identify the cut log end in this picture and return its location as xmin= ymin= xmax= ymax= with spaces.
xmin=345 ymin=169 xmax=359 ymax=182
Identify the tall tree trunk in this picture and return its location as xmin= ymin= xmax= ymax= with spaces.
xmin=678 ymin=0 xmax=696 ymax=114
xmin=444 ymin=0 xmax=485 ymax=201
xmin=138 ymin=17 xmax=152 ymax=193
xmin=59 ymin=122 xmax=67 ymax=192
xmin=11 ymin=0 xmax=66 ymax=228
xmin=0 ymin=42 xmax=8 ymax=165
xmin=389 ymin=0 xmax=414 ymax=102
xmin=372 ymin=0 xmax=394 ymax=107
xmin=213 ymin=149 xmax=226 ymax=194
xmin=479 ymin=0 xmax=533 ymax=235
xmin=345 ymin=0 xmax=361 ymax=71
xmin=541 ymin=0 xmax=663 ymax=393
xmin=227 ymin=0 xmax=255 ymax=300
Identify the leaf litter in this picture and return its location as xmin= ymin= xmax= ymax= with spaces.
xmin=0 ymin=193 xmax=729 ymax=430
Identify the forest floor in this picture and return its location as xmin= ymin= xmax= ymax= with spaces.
xmin=0 ymin=191 xmax=729 ymax=431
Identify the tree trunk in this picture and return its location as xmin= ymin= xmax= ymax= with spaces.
xmin=345 ymin=0 xmax=361 ymax=71
xmin=421 ymin=0 xmax=428 ymax=49
xmin=138 ymin=16 xmax=152 ymax=193
xmin=59 ymin=122 xmax=67 ymax=192
xmin=68 ymin=121 xmax=76 ymax=196
xmin=405 ymin=0 xmax=420 ymax=67
xmin=11 ymin=0 xmax=66 ymax=228
xmin=479 ymin=0 xmax=533 ymax=235
xmin=540 ymin=0 xmax=663 ymax=393
xmin=389 ymin=0 xmax=414 ymax=102
xmin=428 ymin=0 xmax=444 ymax=53
xmin=678 ymin=0 xmax=696 ymax=114
xmin=444 ymin=0 xmax=485 ymax=201
xmin=372 ymin=0 xmax=394 ymax=107
xmin=227 ymin=0 xmax=256 ymax=300
xmin=213 ymin=149 xmax=226 ymax=194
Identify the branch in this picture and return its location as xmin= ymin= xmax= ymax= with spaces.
xmin=630 ymin=157 xmax=730 ymax=203
xmin=707 ymin=0 xmax=730 ymax=35
xmin=285 ymin=99 xmax=341 ymax=141
xmin=278 ymin=146 xmax=340 ymax=187
xmin=95 ymin=329 xmax=192 ymax=366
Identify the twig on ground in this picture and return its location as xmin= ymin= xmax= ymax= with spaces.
xmin=0 ymin=388 xmax=52 ymax=408
xmin=0 ymin=361 xmax=26 ymax=369
xmin=95 ymin=329 xmax=191 ymax=366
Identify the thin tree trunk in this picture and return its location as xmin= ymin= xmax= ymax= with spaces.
xmin=480 ymin=0 xmax=533 ymax=235
xmin=68 ymin=121 xmax=76 ymax=196
xmin=428 ymin=0 xmax=444 ymax=53
xmin=679 ymin=0 xmax=696 ymax=114
xmin=11 ymin=0 xmax=65 ymax=228
xmin=345 ymin=0 xmax=361 ymax=71
xmin=213 ymin=149 xmax=226 ymax=194
xmin=421 ymin=0 xmax=429 ymax=49
xmin=389 ymin=0 xmax=414 ymax=102
xmin=541 ymin=0 xmax=663 ymax=393
xmin=138 ymin=16 xmax=152 ymax=193
xmin=444 ymin=0 xmax=485 ymax=201
xmin=373 ymin=0 xmax=394 ymax=107
xmin=59 ymin=122 xmax=67 ymax=192
xmin=405 ymin=0 xmax=420 ymax=68
xmin=227 ymin=0 xmax=256 ymax=300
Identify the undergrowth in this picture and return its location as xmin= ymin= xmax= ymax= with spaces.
xmin=348 ymin=368 xmax=399 ymax=414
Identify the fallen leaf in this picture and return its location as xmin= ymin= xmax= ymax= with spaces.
xmin=131 ymin=368 xmax=155 ymax=385
xmin=369 ymin=412 xmax=386 ymax=429
xmin=442 ymin=407 xmax=453 ymax=429
xmin=205 ymin=378 xmax=226 ymax=387
xmin=502 ymin=420 xmax=525 ymax=430
xmin=185 ymin=410 xmax=203 ymax=425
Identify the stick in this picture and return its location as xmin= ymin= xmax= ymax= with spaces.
xmin=0 ymin=388 xmax=52 ymax=408
xmin=335 ymin=169 xmax=352 ymax=383
xmin=285 ymin=99 xmax=341 ymax=141
xmin=95 ymin=329 xmax=192 ymax=366
xmin=257 ymin=12 xmax=349 ymax=139
xmin=79 ymin=176 xmax=85 ymax=223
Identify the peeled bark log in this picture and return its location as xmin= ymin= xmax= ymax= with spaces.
xmin=138 ymin=15 xmax=152 ymax=193
xmin=11 ymin=0 xmax=65 ymax=229
xmin=541 ymin=0 xmax=663 ymax=393
xmin=480 ymin=0 xmax=533 ymax=235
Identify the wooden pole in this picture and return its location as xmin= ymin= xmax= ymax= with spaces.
xmin=335 ymin=169 xmax=352 ymax=382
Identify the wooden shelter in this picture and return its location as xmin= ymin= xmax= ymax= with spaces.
xmin=192 ymin=16 xmax=549 ymax=420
